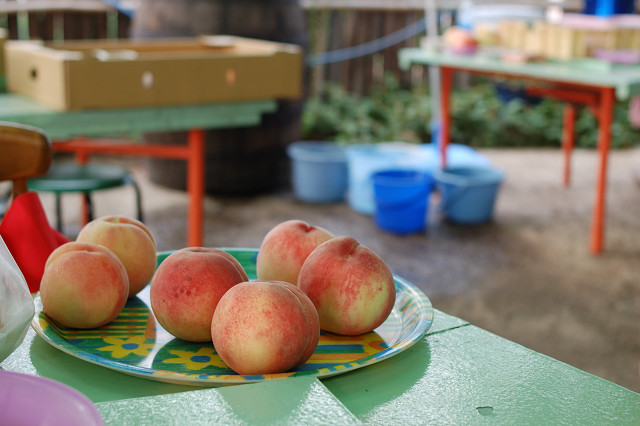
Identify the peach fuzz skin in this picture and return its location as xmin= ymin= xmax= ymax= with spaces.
xmin=150 ymin=247 xmax=249 ymax=342
xmin=298 ymin=236 xmax=396 ymax=336
xmin=211 ymin=280 xmax=320 ymax=375
xmin=256 ymin=219 xmax=334 ymax=285
xmin=40 ymin=241 xmax=129 ymax=329
xmin=76 ymin=215 xmax=157 ymax=298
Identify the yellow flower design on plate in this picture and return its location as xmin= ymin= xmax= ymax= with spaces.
xmin=98 ymin=336 xmax=154 ymax=358
xmin=163 ymin=347 xmax=227 ymax=371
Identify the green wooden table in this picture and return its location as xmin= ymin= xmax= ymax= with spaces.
xmin=398 ymin=48 xmax=640 ymax=255
xmin=0 ymin=93 xmax=277 ymax=247
xmin=2 ymin=252 xmax=639 ymax=424
xmin=3 ymin=311 xmax=639 ymax=424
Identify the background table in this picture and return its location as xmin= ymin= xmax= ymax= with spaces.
xmin=0 ymin=93 xmax=277 ymax=246
xmin=2 ymin=308 xmax=639 ymax=424
xmin=399 ymin=48 xmax=640 ymax=254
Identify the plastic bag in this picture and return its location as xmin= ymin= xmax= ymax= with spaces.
xmin=0 ymin=235 xmax=35 ymax=363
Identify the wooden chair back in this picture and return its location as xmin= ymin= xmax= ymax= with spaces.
xmin=0 ymin=122 xmax=52 ymax=198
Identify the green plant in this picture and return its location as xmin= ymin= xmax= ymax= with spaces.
xmin=302 ymin=76 xmax=640 ymax=149
xmin=302 ymin=76 xmax=431 ymax=144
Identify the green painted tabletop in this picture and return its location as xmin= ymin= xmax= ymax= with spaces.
xmin=3 ymin=309 xmax=639 ymax=424
xmin=398 ymin=48 xmax=640 ymax=100
xmin=324 ymin=324 xmax=640 ymax=424
xmin=1 ymin=250 xmax=638 ymax=424
xmin=0 ymin=93 xmax=277 ymax=140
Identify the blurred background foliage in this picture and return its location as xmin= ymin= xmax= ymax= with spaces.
xmin=302 ymin=75 xmax=639 ymax=149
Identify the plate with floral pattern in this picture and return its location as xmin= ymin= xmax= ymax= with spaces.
xmin=31 ymin=248 xmax=433 ymax=386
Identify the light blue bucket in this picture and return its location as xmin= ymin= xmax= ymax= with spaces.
xmin=433 ymin=166 xmax=505 ymax=224
xmin=287 ymin=141 xmax=348 ymax=203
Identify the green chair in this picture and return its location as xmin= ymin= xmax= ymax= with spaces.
xmin=27 ymin=162 xmax=143 ymax=233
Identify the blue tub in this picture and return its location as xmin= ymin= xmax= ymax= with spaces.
xmin=287 ymin=141 xmax=348 ymax=203
xmin=373 ymin=170 xmax=433 ymax=235
xmin=434 ymin=166 xmax=505 ymax=224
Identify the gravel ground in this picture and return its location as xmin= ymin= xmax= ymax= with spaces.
xmin=38 ymin=147 xmax=640 ymax=393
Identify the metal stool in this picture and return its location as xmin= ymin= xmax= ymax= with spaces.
xmin=27 ymin=162 xmax=143 ymax=232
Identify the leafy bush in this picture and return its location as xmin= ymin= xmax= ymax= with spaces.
xmin=302 ymin=77 xmax=640 ymax=149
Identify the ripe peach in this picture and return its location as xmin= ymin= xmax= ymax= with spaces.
xmin=150 ymin=247 xmax=248 ymax=342
xmin=298 ymin=236 xmax=396 ymax=335
xmin=76 ymin=215 xmax=157 ymax=298
xmin=211 ymin=280 xmax=320 ymax=375
xmin=256 ymin=219 xmax=334 ymax=285
xmin=40 ymin=241 xmax=129 ymax=329
xmin=443 ymin=26 xmax=478 ymax=54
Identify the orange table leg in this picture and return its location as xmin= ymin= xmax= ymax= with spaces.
xmin=186 ymin=129 xmax=205 ymax=247
xmin=439 ymin=66 xmax=453 ymax=169
xmin=562 ymin=104 xmax=576 ymax=187
xmin=590 ymin=87 xmax=615 ymax=255
xmin=74 ymin=141 xmax=91 ymax=226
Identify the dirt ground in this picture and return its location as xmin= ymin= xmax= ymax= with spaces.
xmin=37 ymin=147 xmax=640 ymax=393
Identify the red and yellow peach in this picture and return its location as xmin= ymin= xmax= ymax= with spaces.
xmin=256 ymin=219 xmax=334 ymax=285
xmin=40 ymin=241 xmax=129 ymax=329
xmin=150 ymin=247 xmax=248 ymax=342
xmin=211 ymin=280 xmax=320 ymax=375
xmin=76 ymin=215 xmax=157 ymax=298
xmin=298 ymin=236 xmax=396 ymax=335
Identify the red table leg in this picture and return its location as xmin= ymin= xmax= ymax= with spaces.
xmin=439 ymin=66 xmax=453 ymax=169
xmin=186 ymin=129 xmax=205 ymax=248
xmin=562 ymin=104 xmax=576 ymax=187
xmin=590 ymin=88 xmax=615 ymax=255
xmin=73 ymin=139 xmax=91 ymax=226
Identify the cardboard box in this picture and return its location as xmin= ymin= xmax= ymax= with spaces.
xmin=498 ymin=20 xmax=528 ymax=50
xmin=523 ymin=21 xmax=548 ymax=56
xmin=5 ymin=35 xmax=303 ymax=111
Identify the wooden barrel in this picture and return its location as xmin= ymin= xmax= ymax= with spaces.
xmin=130 ymin=0 xmax=307 ymax=195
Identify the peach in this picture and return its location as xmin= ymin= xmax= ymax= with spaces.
xmin=298 ymin=236 xmax=396 ymax=336
xmin=150 ymin=247 xmax=248 ymax=342
xmin=256 ymin=219 xmax=334 ymax=285
xmin=40 ymin=241 xmax=129 ymax=329
xmin=76 ymin=215 xmax=157 ymax=298
xmin=443 ymin=26 xmax=478 ymax=54
xmin=211 ymin=280 xmax=320 ymax=375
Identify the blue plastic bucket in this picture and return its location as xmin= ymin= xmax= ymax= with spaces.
xmin=433 ymin=166 xmax=505 ymax=224
xmin=583 ymin=0 xmax=635 ymax=15
xmin=372 ymin=170 xmax=433 ymax=235
xmin=287 ymin=141 xmax=348 ymax=203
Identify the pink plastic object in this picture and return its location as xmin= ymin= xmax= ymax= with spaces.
xmin=594 ymin=49 xmax=640 ymax=64
xmin=0 ymin=371 xmax=103 ymax=425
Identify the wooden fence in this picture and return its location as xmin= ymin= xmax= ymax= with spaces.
xmin=0 ymin=0 xmax=589 ymax=95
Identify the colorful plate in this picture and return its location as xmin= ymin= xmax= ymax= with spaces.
xmin=31 ymin=248 xmax=433 ymax=386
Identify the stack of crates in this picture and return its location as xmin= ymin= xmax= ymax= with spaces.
xmin=495 ymin=14 xmax=640 ymax=61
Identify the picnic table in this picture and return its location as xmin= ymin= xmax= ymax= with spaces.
xmin=2 ymin=249 xmax=639 ymax=424
xmin=2 ymin=302 xmax=639 ymax=423
xmin=398 ymin=47 xmax=640 ymax=254
xmin=0 ymin=93 xmax=277 ymax=247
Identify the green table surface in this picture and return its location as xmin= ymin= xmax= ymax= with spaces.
xmin=0 ymin=93 xmax=277 ymax=139
xmin=3 ymin=307 xmax=638 ymax=424
xmin=398 ymin=48 xmax=640 ymax=100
